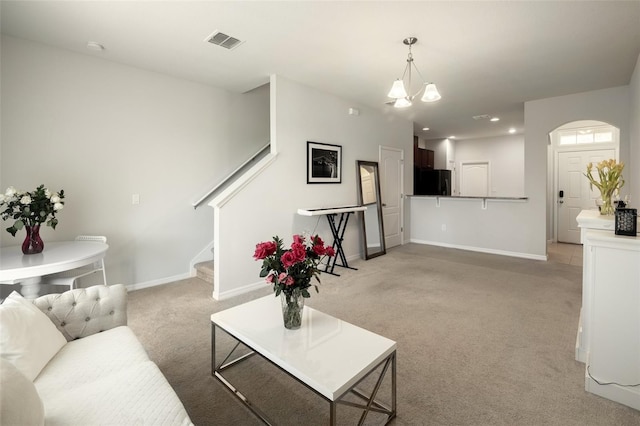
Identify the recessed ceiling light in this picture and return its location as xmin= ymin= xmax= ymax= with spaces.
xmin=448 ymin=136 xmax=456 ymax=139
xmin=422 ymin=127 xmax=430 ymax=131
xmin=509 ymin=128 xmax=516 ymax=134
xmin=86 ymin=41 xmax=105 ymax=51
xmin=490 ymin=117 xmax=500 ymax=122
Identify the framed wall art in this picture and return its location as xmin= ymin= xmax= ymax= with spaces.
xmin=307 ymin=141 xmax=342 ymax=184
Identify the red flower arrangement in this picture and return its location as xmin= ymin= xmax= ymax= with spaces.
xmin=253 ymin=233 xmax=335 ymax=297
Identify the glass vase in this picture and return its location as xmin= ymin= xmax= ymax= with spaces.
xmin=22 ymin=224 xmax=44 ymax=254
xmin=599 ymin=191 xmax=615 ymax=216
xmin=280 ymin=289 xmax=304 ymax=330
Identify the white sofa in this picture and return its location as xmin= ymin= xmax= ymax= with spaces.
xmin=0 ymin=284 xmax=193 ymax=426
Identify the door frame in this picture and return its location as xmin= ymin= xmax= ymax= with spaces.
xmin=379 ymin=145 xmax=404 ymax=246
xmin=549 ymin=125 xmax=619 ymax=242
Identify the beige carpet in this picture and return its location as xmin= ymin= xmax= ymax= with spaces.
xmin=127 ymin=243 xmax=640 ymax=425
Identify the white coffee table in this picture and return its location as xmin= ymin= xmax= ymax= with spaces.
xmin=210 ymin=295 xmax=397 ymax=425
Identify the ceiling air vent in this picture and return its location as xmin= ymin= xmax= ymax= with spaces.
xmin=205 ymin=31 xmax=243 ymax=50
xmin=472 ymin=114 xmax=491 ymax=120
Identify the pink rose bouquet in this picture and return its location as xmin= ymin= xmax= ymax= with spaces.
xmin=253 ymin=233 xmax=335 ymax=297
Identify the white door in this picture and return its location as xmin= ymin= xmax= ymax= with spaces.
xmin=460 ymin=162 xmax=489 ymax=196
xmin=379 ymin=146 xmax=403 ymax=248
xmin=557 ymin=149 xmax=614 ymax=243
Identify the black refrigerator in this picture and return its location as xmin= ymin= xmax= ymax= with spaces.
xmin=414 ymin=169 xmax=451 ymax=195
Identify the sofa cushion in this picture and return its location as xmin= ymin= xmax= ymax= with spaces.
xmin=0 ymin=358 xmax=45 ymax=426
xmin=40 ymin=361 xmax=192 ymax=426
xmin=32 ymin=284 xmax=128 ymax=341
xmin=34 ymin=326 xmax=150 ymax=395
xmin=0 ymin=291 xmax=67 ymax=381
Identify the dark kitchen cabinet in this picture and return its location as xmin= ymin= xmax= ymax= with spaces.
xmin=414 ymin=142 xmax=434 ymax=170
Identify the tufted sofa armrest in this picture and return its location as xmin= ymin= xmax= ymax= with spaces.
xmin=32 ymin=284 xmax=128 ymax=342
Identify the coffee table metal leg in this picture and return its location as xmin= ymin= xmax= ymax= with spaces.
xmin=334 ymin=351 xmax=397 ymax=425
xmin=212 ymin=323 xmax=275 ymax=425
xmin=391 ymin=351 xmax=397 ymax=418
xmin=211 ymin=323 xmax=216 ymax=376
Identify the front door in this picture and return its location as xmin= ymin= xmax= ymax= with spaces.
xmin=379 ymin=146 xmax=403 ymax=249
xmin=557 ymin=149 xmax=614 ymax=243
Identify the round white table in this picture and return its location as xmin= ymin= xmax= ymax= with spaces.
xmin=0 ymin=241 xmax=109 ymax=299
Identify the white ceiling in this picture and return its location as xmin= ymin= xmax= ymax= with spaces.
xmin=2 ymin=1 xmax=639 ymax=141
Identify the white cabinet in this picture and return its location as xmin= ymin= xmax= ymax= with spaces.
xmin=575 ymin=210 xmax=615 ymax=363
xmin=575 ymin=210 xmax=639 ymax=362
xmin=576 ymin=210 xmax=640 ymax=410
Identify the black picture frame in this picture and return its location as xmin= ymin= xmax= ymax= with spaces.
xmin=307 ymin=141 xmax=342 ymax=184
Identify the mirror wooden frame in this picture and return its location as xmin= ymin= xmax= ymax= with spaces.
xmin=356 ymin=160 xmax=386 ymax=260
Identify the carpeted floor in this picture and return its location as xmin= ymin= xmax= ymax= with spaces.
xmin=127 ymin=243 xmax=640 ymax=425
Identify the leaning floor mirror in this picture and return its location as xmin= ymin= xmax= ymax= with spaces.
xmin=356 ymin=160 xmax=386 ymax=259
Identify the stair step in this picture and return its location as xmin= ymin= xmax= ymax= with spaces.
xmin=195 ymin=261 xmax=214 ymax=284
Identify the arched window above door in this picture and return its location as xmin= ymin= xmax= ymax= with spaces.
xmin=551 ymin=120 xmax=618 ymax=148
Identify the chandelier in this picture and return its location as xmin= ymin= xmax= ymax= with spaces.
xmin=387 ymin=37 xmax=441 ymax=108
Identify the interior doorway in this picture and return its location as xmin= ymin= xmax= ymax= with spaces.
xmin=549 ymin=121 xmax=619 ymax=244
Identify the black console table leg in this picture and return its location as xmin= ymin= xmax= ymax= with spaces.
xmin=325 ymin=212 xmax=358 ymax=276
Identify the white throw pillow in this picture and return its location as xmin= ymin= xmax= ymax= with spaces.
xmin=0 ymin=291 xmax=67 ymax=381
xmin=0 ymin=357 xmax=45 ymax=425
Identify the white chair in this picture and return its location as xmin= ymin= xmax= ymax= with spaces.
xmin=44 ymin=235 xmax=107 ymax=290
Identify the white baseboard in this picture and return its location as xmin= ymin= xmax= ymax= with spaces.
xmin=409 ymin=239 xmax=548 ymax=261
xmin=214 ymin=280 xmax=266 ymax=301
xmin=131 ymin=250 xmax=362 ymax=300
xmin=212 ymin=253 xmax=363 ymax=301
xmin=126 ymin=272 xmax=191 ymax=292
xmin=585 ymin=374 xmax=640 ymax=411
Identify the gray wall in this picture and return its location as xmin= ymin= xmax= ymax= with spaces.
xmin=526 ymin=85 xmax=633 ymax=243
xmin=454 ymin=134 xmax=525 ymax=197
xmin=0 ymin=36 xmax=268 ymax=288
xmin=213 ymin=75 xmax=413 ymax=299
xmin=630 ymin=54 xmax=640 ymax=206
xmin=423 ymin=138 xmax=448 ymax=170
xmin=410 ymin=54 xmax=639 ymax=259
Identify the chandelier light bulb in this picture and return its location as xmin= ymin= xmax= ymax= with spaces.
xmin=421 ymin=83 xmax=441 ymax=102
xmin=388 ymin=79 xmax=408 ymax=99
xmin=394 ymin=97 xmax=412 ymax=108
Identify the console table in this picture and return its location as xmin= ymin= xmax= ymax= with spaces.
xmin=576 ymin=209 xmax=639 ymax=410
xmin=0 ymin=241 xmax=109 ymax=299
xmin=298 ymin=205 xmax=366 ymax=276
xmin=575 ymin=209 xmax=639 ymax=362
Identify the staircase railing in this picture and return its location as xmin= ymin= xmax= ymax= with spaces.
xmin=191 ymin=142 xmax=271 ymax=209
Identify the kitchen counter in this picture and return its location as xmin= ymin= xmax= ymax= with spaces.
xmin=408 ymin=195 xmax=528 ymax=201
xmin=408 ymin=195 xmax=528 ymax=210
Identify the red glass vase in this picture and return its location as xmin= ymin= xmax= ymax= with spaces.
xmin=22 ymin=225 xmax=44 ymax=254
